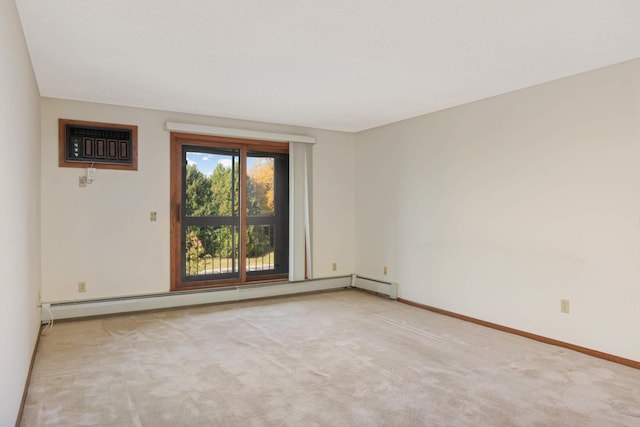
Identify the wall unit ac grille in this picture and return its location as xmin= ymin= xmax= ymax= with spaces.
xmin=59 ymin=119 xmax=138 ymax=171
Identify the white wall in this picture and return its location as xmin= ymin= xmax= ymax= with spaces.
xmin=40 ymin=99 xmax=355 ymax=302
xmin=356 ymin=59 xmax=640 ymax=361
xmin=0 ymin=0 xmax=42 ymax=424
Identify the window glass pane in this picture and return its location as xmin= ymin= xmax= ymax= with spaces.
xmin=185 ymin=225 xmax=239 ymax=276
xmin=185 ymin=151 xmax=239 ymax=217
xmin=247 ymin=155 xmax=275 ymax=217
xmin=246 ymin=224 xmax=275 ymax=272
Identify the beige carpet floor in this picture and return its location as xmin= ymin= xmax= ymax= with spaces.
xmin=21 ymin=289 xmax=640 ymax=426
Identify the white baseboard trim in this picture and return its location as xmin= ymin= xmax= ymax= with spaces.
xmin=41 ymin=276 xmax=352 ymax=322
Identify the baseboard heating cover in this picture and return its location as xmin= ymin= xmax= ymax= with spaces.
xmin=41 ymin=276 xmax=352 ymax=322
xmin=352 ymin=275 xmax=398 ymax=299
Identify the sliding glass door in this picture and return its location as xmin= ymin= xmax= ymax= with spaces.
xmin=170 ymin=133 xmax=289 ymax=290
xmin=183 ymin=147 xmax=241 ymax=281
xmin=245 ymin=152 xmax=289 ymax=279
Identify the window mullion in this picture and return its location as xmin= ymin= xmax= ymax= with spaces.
xmin=239 ymin=146 xmax=247 ymax=282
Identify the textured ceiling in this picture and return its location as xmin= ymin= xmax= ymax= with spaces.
xmin=15 ymin=0 xmax=640 ymax=132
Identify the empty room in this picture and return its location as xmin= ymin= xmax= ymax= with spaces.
xmin=2 ymin=0 xmax=640 ymax=425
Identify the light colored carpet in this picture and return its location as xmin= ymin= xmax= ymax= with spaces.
xmin=21 ymin=289 xmax=640 ymax=426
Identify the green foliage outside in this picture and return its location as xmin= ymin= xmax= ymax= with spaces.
xmin=184 ymin=159 xmax=275 ymax=276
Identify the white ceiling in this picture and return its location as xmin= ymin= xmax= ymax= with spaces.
xmin=15 ymin=1 xmax=640 ymax=132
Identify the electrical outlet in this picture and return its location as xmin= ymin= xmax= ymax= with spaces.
xmin=79 ymin=176 xmax=87 ymax=188
xmin=384 ymin=266 xmax=388 ymax=275
xmin=332 ymin=262 xmax=337 ymax=271
xmin=560 ymin=299 xmax=570 ymax=314
xmin=150 ymin=211 xmax=157 ymax=222
xmin=78 ymin=281 xmax=86 ymax=293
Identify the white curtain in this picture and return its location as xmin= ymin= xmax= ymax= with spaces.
xmin=289 ymin=142 xmax=313 ymax=281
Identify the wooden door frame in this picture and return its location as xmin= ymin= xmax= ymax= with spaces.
xmin=170 ymin=132 xmax=289 ymax=291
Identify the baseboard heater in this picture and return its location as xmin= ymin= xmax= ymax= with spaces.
xmin=41 ymin=276 xmax=352 ymax=322
xmin=351 ymin=275 xmax=398 ymax=299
